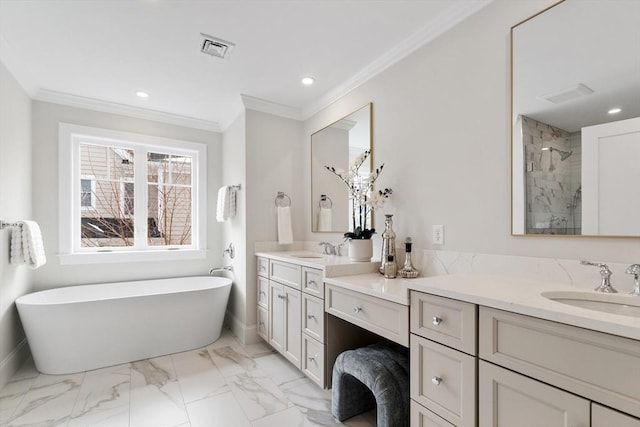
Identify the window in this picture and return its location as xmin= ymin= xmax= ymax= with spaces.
xmin=59 ymin=123 xmax=207 ymax=264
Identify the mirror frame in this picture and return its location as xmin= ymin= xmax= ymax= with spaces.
xmin=311 ymin=103 xmax=373 ymax=233
xmin=510 ymin=0 xmax=640 ymax=238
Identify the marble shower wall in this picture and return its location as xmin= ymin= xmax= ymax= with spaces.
xmin=521 ymin=116 xmax=581 ymax=235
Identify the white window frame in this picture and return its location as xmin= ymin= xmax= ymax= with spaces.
xmin=59 ymin=123 xmax=207 ymax=264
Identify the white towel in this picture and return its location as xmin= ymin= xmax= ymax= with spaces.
xmin=11 ymin=220 xmax=47 ymax=269
xmin=216 ymin=186 xmax=236 ymax=222
xmin=317 ymin=207 xmax=333 ymax=232
xmin=277 ymin=206 xmax=294 ymax=245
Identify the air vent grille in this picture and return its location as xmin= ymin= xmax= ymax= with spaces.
xmin=540 ymin=83 xmax=594 ymax=104
xmin=200 ymin=33 xmax=235 ymax=59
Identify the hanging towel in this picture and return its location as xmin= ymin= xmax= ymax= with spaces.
xmin=277 ymin=206 xmax=294 ymax=245
xmin=318 ymin=207 xmax=333 ymax=232
xmin=11 ymin=221 xmax=46 ymax=269
xmin=217 ymin=186 xmax=237 ymax=222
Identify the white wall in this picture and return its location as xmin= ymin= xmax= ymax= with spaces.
xmin=302 ymin=0 xmax=639 ymax=263
xmin=221 ymin=112 xmax=247 ymax=340
xmin=30 ymin=101 xmax=223 ymax=289
xmin=0 ymin=61 xmax=33 ymax=387
xmin=244 ymin=109 xmax=303 ymax=341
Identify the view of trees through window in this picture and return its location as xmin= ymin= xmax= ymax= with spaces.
xmin=80 ymin=144 xmax=192 ymax=248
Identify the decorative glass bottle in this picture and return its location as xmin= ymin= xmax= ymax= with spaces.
xmin=379 ymin=214 xmax=396 ymax=276
xmin=399 ymin=237 xmax=419 ymax=278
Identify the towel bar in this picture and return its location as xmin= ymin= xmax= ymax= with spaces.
xmin=0 ymin=221 xmax=21 ymax=230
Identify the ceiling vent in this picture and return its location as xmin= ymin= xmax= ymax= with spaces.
xmin=539 ymin=83 xmax=594 ymax=104
xmin=200 ymin=33 xmax=235 ymax=59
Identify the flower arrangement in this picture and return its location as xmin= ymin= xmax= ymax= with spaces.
xmin=325 ymin=149 xmax=392 ymax=239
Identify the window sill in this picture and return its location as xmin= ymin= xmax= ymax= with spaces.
xmin=58 ymin=249 xmax=207 ymax=265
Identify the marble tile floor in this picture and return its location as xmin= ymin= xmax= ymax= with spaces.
xmin=0 ymin=329 xmax=376 ymax=427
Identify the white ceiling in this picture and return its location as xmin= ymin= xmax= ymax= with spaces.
xmin=0 ymin=0 xmax=492 ymax=131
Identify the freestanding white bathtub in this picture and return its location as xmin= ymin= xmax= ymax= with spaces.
xmin=16 ymin=276 xmax=232 ymax=375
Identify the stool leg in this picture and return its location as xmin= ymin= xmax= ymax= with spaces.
xmin=331 ymin=373 xmax=376 ymax=421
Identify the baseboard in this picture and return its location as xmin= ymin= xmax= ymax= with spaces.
xmin=0 ymin=339 xmax=30 ymax=389
xmin=224 ymin=311 xmax=261 ymax=346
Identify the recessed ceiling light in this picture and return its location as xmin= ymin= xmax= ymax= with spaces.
xmin=136 ymin=91 xmax=149 ymax=98
xmin=301 ymin=77 xmax=315 ymax=86
xmin=608 ymin=107 xmax=622 ymax=114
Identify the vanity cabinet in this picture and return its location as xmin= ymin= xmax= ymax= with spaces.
xmin=410 ymin=292 xmax=477 ymax=427
xmin=256 ymin=255 xmax=326 ymax=387
xmin=410 ymin=290 xmax=640 ymax=427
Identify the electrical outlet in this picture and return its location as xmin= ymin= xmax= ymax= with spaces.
xmin=433 ymin=225 xmax=444 ymax=244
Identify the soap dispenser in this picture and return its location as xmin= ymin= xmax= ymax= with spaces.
xmin=399 ymin=237 xmax=419 ymax=278
xmin=379 ymin=214 xmax=396 ymax=276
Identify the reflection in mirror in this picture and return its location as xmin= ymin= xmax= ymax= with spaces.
xmin=511 ymin=0 xmax=640 ymax=236
xmin=311 ymin=103 xmax=371 ymax=233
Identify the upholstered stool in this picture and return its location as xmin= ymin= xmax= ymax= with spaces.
xmin=331 ymin=342 xmax=409 ymax=427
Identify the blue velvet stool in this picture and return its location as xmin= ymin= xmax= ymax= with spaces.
xmin=331 ymin=342 xmax=409 ymax=427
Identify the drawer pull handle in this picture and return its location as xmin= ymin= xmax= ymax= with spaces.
xmin=277 ymin=294 xmax=286 ymax=300
xmin=308 ymin=354 xmax=318 ymax=362
xmin=308 ymin=280 xmax=317 ymax=287
xmin=432 ymin=316 xmax=443 ymax=326
xmin=307 ymin=314 xmax=316 ymax=320
xmin=353 ymin=306 xmax=363 ymax=314
xmin=260 ymin=291 xmax=266 ymax=296
xmin=431 ymin=376 xmax=442 ymax=386
xmin=260 ymin=265 xmax=266 ymax=271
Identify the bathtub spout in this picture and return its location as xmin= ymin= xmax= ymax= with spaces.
xmin=209 ymin=265 xmax=233 ymax=275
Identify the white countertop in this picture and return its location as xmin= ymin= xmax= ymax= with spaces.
xmin=321 ymin=273 xmax=640 ymax=340
xmin=324 ymin=273 xmax=411 ymax=305
xmin=255 ymin=251 xmax=379 ymax=278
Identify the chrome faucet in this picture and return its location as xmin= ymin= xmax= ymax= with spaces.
xmin=319 ymin=242 xmax=346 ymax=256
xmin=319 ymin=241 xmax=336 ymax=255
xmin=580 ymin=261 xmax=617 ymax=293
xmin=625 ymin=264 xmax=640 ymax=296
xmin=209 ymin=265 xmax=234 ymax=275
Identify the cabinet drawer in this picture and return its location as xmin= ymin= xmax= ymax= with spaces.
xmin=411 ymin=292 xmax=477 ymax=355
xmin=302 ymin=267 xmax=323 ymax=297
xmin=326 ymin=284 xmax=409 ymax=346
xmin=479 ymin=360 xmax=589 ymax=427
xmin=257 ymin=306 xmax=268 ymax=341
xmin=302 ymin=334 xmax=325 ymax=388
xmin=257 ymin=257 xmax=269 ymax=278
xmin=257 ymin=276 xmax=269 ymax=309
xmin=410 ymin=400 xmax=455 ymax=427
xmin=479 ymin=307 xmax=640 ymax=418
xmin=303 ymin=293 xmax=324 ymax=342
xmin=592 ymin=403 xmax=640 ymax=427
xmin=270 ymin=260 xmax=301 ymax=289
xmin=410 ymin=334 xmax=476 ymax=427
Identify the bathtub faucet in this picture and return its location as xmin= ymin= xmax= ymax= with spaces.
xmin=209 ymin=265 xmax=234 ymax=275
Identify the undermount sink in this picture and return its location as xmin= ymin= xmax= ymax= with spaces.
xmin=289 ymin=253 xmax=324 ymax=259
xmin=541 ymin=291 xmax=640 ymax=318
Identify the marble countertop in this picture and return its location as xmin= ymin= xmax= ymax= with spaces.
xmin=255 ymin=251 xmax=379 ymax=278
xmin=321 ymin=273 xmax=640 ymax=340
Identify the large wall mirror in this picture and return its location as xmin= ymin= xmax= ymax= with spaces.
xmin=511 ymin=0 xmax=640 ymax=237
xmin=311 ymin=103 xmax=372 ymax=233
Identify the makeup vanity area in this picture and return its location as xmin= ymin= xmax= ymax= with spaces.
xmin=255 ymin=251 xmax=640 ymax=426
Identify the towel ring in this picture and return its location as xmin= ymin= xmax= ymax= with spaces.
xmin=275 ymin=192 xmax=291 ymax=207
xmin=319 ymin=195 xmax=332 ymax=209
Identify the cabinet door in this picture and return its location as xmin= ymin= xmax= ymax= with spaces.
xmin=479 ymin=360 xmax=590 ymax=427
xmin=257 ymin=305 xmax=268 ymax=341
xmin=592 ymin=403 xmax=640 ymax=427
xmin=283 ymin=285 xmax=302 ymax=368
xmin=269 ymin=281 xmax=285 ymax=353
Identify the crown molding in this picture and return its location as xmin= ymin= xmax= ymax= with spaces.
xmin=34 ymin=89 xmax=222 ymax=132
xmin=240 ymin=94 xmax=304 ymax=121
xmin=301 ymin=0 xmax=494 ymax=119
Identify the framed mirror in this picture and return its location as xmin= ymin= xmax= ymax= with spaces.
xmin=311 ymin=103 xmax=372 ymax=233
xmin=511 ymin=0 xmax=640 ymax=237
